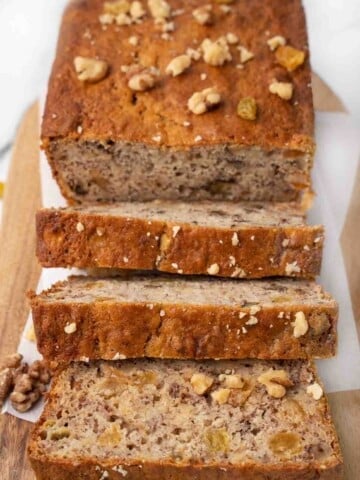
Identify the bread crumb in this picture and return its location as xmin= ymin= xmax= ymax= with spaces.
xmin=171 ymin=263 xmax=179 ymax=269
xmin=307 ymin=382 xmax=323 ymax=400
xmin=64 ymin=323 xmax=77 ymax=334
xmin=123 ymin=256 xmax=129 ymax=263
xmin=314 ymin=237 xmax=322 ymax=243
xmin=96 ymin=228 xmax=104 ymax=236
xmin=183 ymin=121 xmax=191 ymax=127
xmin=76 ymin=222 xmax=85 ymax=232
xmin=112 ymin=465 xmax=128 ymax=476
xmin=207 ymin=263 xmax=220 ymax=275
xmin=303 ymin=245 xmax=310 ymax=251
xmin=229 ymin=256 xmax=236 ymax=267
xmin=241 ymin=326 xmax=247 ymax=334
xmin=152 ymin=134 xmax=162 ymax=143
xmin=200 ymin=73 xmax=207 ymax=81
xmin=195 ymin=135 xmax=203 ymax=142
xmin=250 ymin=235 xmax=255 ymax=241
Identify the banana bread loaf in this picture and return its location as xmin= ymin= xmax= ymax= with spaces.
xmin=29 ymin=275 xmax=338 ymax=361
xmin=28 ymin=359 xmax=343 ymax=480
xmin=42 ymin=0 xmax=314 ymax=205
xmin=36 ymin=201 xmax=323 ymax=279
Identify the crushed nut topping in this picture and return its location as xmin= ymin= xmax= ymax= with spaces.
xmin=238 ymin=46 xmax=254 ymax=63
xmin=258 ymin=369 xmax=293 ymax=399
xmin=166 ymin=54 xmax=191 ymax=77
xmin=172 ymin=225 xmax=181 ymax=237
xmin=267 ymin=35 xmax=286 ymax=51
xmin=232 ymin=232 xmax=239 ymax=246
xmin=245 ymin=316 xmax=258 ymax=326
xmin=193 ymin=5 xmax=213 ymax=25
xmin=201 ymin=37 xmax=232 ymax=66
xmin=307 ymin=382 xmax=323 ymax=400
xmin=128 ymin=68 xmax=156 ymax=91
xmin=237 ymin=97 xmax=257 ymax=120
xmin=226 ymin=32 xmax=239 ymax=44
xmin=285 ymin=260 xmax=301 ymax=275
xmin=276 ymin=45 xmax=305 ymax=72
xmin=76 ymin=222 xmax=85 ymax=232
xmin=231 ymin=267 xmax=246 ymax=278
xmin=211 ymin=388 xmax=231 ymax=404
xmin=190 ymin=373 xmax=214 ymax=395
xmin=282 ymin=238 xmax=290 ymax=247
xmin=223 ymin=374 xmax=245 ymax=389
xmin=64 ymin=322 xmax=77 ymax=334
xmin=188 ymin=87 xmax=221 ymax=115
xmin=292 ymin=311 xmax=309 ymax=338
xmin=148 ymin=0 xmax=171 ymax=21
xmin=269 ymin=80 xmax=294 ymax=100
xmin=104 ymin=0 xmax=131 ymax=15
xmin=130 ymin=1 xmax=146 ymax=19
xmin=207 ymin=263 xmax=220 ymax=275
xmin=186 ymin=47 xmax=202 ymax=61
xmin=74 ymin=57 xmax=109 ymax=83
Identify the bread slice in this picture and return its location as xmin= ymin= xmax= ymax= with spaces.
xmin=36 ymin=202 xmax=323 ymax=279
xmin=28 ymin=359 xmax=343 ymax=480
xmin=29 ymin=275 xmax=337 ymax=361
xmin=42 ymin=0 xmax=314 ymax=205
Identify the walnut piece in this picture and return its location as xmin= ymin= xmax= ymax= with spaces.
xmin=104 ymin=0 xmax=131 ymax=15
xmin=128 ymin=69 xmax=156 ymax=91
xmin=192 ymin=5 xmax=212 ymax=25
xmin=130 ymin=1 xmax=146 ymax=19
xmin=276 ymin=45 xmax=305 ymax=72
xmin=204 ymin=428 xmax=229 ymax=453
xmin=74 ymin=57 xmax=109 ymax=83
xmin=211 ymin=388 xmax=231 ymax=404
xmin=201 ymin=37 xmax=232 ymax=66
xmin=148 ymin=0 xmax=171 ymax=21
xmin=223 ymin=374 xmax=244 ymax=389
xmin=166 ymin=54 xmax=191 ymax=77
xmin=0 ymin=353 xmax=23 ymax=371
xmin=237 ymin=97 xmax=257 ymax=120
xmin=269 ymin=81 xmax=293 ymax=101
xmin=188 ymin=87 xmax=221 ymax=115
xmin=0 ymin=369 xmax=14 ymax=408
xmin=190 ymin=373 xmax=213 ymax=395
xmin=258 ymin=369 xmax=293 ymax=399
xmin=10 ymin=360 xmax=51 ymax=413
xmin=267 ymin=35 xmax=286 ymax=51
xmin=269 ymin=432 xmax=303 ymax=458
xmin=307 ymin=382 xmax=323 ymax=400
xmin=292 ymin=311 xmax=309 ymax=338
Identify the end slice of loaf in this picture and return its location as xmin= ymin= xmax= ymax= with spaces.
xmin=28 ymin=359 xmax=343 ymax=480
xmin=29 ymin=275 xmax=338 ymax=362
xmin=36 ymin=201 xmax=323 ymax=279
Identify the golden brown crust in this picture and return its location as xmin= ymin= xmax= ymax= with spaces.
xmin=28 ymin=456 xmax=344 ymax=480
xmin=42 ymin=0 xmax=314 ymax=152
xmin=36 ymin=208 xmax=324 ymax=279
xmin=29 ymin=279 xmax=338 ymax=361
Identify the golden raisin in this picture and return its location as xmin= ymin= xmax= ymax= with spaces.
xmin=269 ymin=432 xmax=303 ymax=457
xmin=204 ymin=428 xmax=230 ymax=453
xmin=237 ymin=97 xmax=257 ymax=121
xmin=275 ymin=45 xmax=305 ymax=72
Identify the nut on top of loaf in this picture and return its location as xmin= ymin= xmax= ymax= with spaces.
xmin=42 ymin=0 xmax=313 ymax=152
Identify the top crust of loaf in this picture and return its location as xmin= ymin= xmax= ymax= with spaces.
xmin=42 ymin=0 xmax=314 ymax=152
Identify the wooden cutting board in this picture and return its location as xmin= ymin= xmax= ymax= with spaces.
xmin=0 ymin=76 xmax=359 ymax=479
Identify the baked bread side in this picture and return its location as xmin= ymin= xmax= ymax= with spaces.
xmin=36 ymin=202 xmax=323 ymax=279
xmin=28 ymin=359 xmax=343 ymax=480
xmin=29 ymin=275 xmax=338 ymax=361
xmin=42 ymin=0 xmax=314 ymax=205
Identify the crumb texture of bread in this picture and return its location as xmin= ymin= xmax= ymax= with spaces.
xmin=30 ymin=275 xmax=338 ymax=361
xmin=42 ymin=0 xmax=314 ymax=204
xmin=36 ymin=202 xmax=323 ymax=279
xmin=28 ymin=360 xmax=343 ymax=480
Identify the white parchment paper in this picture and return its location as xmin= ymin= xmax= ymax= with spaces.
xmin=3 ymin=111 xmax=360 ymax=422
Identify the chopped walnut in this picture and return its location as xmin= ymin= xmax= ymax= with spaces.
xmin=0 ymin=353 xmax=23 ymax=371
xmin=166 ymin=54 xmax=191 ymax=77
xmin=258 ymin=369 xmax=293 ymax=399
xmin=267 ymin=35 xmax=286 ymax=51
xmin=269 ymin=80 xmax=294 ymax=101
xmin=207 ymin=263 xmax=220 ymax=275
xmin=188 ymin=87 xmax=221 ymax=115
xmin=292 ymin=311 xmax=309 ymax=338
xmin=192 ymin=5 xmax=212 ymax=25
xmin=115 ymin=12 xmax=132 ymax=25
xmin=238 ymin=46 xmax=254 ymax=63
xmin=211 ymin=388 xmax=231 ymax=404
xmin=74 ymin=56 xmax=109 ymax=83
xmin=201 ymin=37 xmax=232 ymax=66
xmin=130 ymin=1 xmax=146 ymax=19
xmin=9 ymin=360 xmax=51 ymax=413
xmin=148 ymin=0 xmax=171 ymax=21
xmin=237 ymin=97 xmax=257 ymax=120
xmin=307 ymin=382 xmax=323 ymax=400
xmin=190 ymin=373 xmax=214 ymax=395
xmin=223 ymin=374 xmax=244 ymax=389
xmin=104 ymin=0 xmax=131 ymax=15
xmin=226 ymin=32 xmax=239 ymax=44
xmin=186 ymin=47 xmax=202 ymax=61
xmin=276 ymin=45 xmax=305 ymax=72
xmin=0 ymin=369 xmax=14 ymax=408
xmin=128 ymin=69 xmax=156 ymax=91
xmin=284 ymin=260 xmax=301 ymax=275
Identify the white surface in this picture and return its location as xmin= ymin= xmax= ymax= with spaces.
xmin=3 ymin=110 xmax=360 ymax=422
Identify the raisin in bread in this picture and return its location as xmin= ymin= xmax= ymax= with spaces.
xmin=29 ymin=275 xmax=338 ymax=362
xmin=36 ymin=201 xmax=323 ymax=279
xmin=28 ymin=360 xmax=343 ymax=480
xmin=42 ymin=0 xmax=314 ymax=206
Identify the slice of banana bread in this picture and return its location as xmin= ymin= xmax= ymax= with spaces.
xmin=42 ymin=0 xmax=314 ymax=205
xmin=28 ymin=359 xmax=343 ymax=480
xmin=29 ymin=275 xmax=338 ymax=362
xmin=36 ymin=201 xmax=323 ymax=279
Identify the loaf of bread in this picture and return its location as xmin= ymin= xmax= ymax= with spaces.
xmin=36 ymin=201 xmax=323 ymax=279
xmin=29 ymin=275 xmax=338 ymax=361
xmin=28 ymin=359 xmax=343 ymax=480
xmin=42 ymin=0 xmax=314 ymax=205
